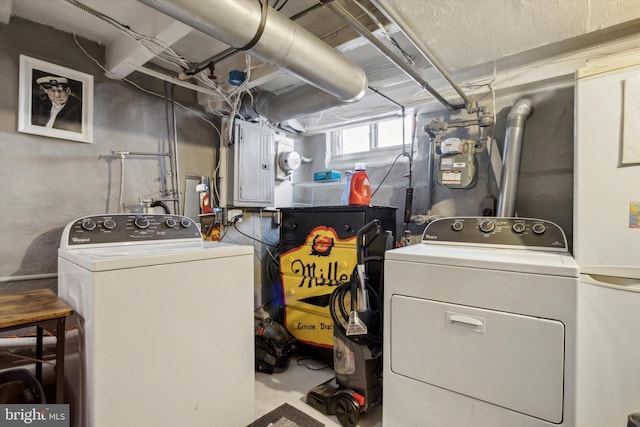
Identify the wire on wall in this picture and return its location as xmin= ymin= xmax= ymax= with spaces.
xmin=72 ymin=34 xmax=221 ymax=135
xmin=65 ymin=0 xmax=255 ymax=124
xmin=370 ymin=152 xmax=404 ymax=198
xmin=72 ymin=33 xmax=227 ymax=214
xmin=232 ymin=221 xmax=278 ymax=249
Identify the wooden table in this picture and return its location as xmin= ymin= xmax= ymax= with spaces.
xmin=0 ymin=289 xmax=73 ymax=403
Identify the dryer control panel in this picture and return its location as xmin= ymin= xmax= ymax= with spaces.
xmin=62 ymin=214 xmax=201 ymax=248
xmin=422 ymin=217 xmax=568 ymax=251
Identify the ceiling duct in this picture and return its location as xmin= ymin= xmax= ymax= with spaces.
xmin=239 ymin=86 xmax=357 ymax=125
xmin=138 ymin=0 xmax=368 ymax=123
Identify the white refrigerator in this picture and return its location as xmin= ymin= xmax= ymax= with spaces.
xmin=574 ymin=51 xmax=640 ymax=427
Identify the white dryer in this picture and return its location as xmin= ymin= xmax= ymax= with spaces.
xmin=58 ymin=214 xmax=254 ymax=427
xmin=383 ymin=217 xmax=579 ymax=427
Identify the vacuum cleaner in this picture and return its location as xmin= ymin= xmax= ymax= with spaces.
xmin=254 ymin=309 xmax=296 ymax=374
xmin=306 ymin=220 xmax=386 ymax=427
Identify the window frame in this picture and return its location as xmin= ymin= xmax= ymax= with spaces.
xmin=327 ymin=112 xmax=417 ymax=170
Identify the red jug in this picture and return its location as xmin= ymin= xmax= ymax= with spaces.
xmin=349 ymin=163 xmax=371 ymax=205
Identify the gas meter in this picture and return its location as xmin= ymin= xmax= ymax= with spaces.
xmin=424 ymin=106 xmax=493 ymax=190
xmin=437 ymin=138 xmax=477 ymax=189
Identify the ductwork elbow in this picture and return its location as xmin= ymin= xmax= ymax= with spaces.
xmin=506 ymin=99 xmax=533 ymax=127
xmin=139 ymin=0 xmax=368 ymax=121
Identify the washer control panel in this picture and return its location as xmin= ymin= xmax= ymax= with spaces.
xmin=64 ymin=214 xmax=201 ymax=247
xmin=422 ymin=217 xmax=567 ymax=251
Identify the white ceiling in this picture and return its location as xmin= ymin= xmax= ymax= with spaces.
xmin=9 ymin=0 xmax=640 ymax=131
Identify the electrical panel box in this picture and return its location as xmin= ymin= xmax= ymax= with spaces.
xmin=219 ymin=120 xmax=275 ymax=207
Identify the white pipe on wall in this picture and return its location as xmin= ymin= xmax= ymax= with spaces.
xmin=0 ymin=273 xmax=57 ymax=283
xmin=0 ymin=337 xmax=57 ymax=349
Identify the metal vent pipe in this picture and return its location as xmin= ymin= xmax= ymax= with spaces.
xmin=240 ymin=86 xmax=357 ymax=124
xmin=496 ymin=99 xmax=532 ymax=217
xmin=138 ymin=0 xmax=368 ymax=122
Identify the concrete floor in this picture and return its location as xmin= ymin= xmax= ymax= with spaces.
xmin=254 ymin=349 xmax=382 ymax=427
xmin=4 ymin=346 xmax=383 ymax=426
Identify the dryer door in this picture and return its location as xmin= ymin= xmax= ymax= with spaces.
xmin=390 ymin=296 xmax=565 ymax=423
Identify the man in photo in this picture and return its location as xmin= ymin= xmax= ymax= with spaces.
xmin=32 ymin=75 xmax=82 ymax=133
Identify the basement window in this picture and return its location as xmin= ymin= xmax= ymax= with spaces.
xmin=331 ymin=114 xmax=412 ymax=156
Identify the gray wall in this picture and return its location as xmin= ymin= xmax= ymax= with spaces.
xmin=0 ymin=18 xmax=218 ymax=293
xmin=0 ymin=17 xmax=576 ymax=306
xmin=295 ymin=83 xmax=575 ymax=249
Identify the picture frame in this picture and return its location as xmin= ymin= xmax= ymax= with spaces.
xmin=18 ymin=55 xmax=93 ymax=143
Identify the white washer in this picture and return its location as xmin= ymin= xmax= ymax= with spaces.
xmin=58 ymin=214 xmax=255 ymax=427
xmin=384 ymin=217 xmax=579 ymax=427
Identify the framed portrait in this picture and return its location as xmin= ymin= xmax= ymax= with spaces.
xmin=18 ymin=55 xmax=93 ymax=143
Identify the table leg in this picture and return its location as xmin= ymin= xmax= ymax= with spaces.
xmin=56 ymin=317 xmax=66 ymax=403
xmin=36 ymin=325 xmax=43 ymax=383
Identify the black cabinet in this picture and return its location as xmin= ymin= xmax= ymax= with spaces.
xmin=278 ymin=206 xmax=396 ymax=348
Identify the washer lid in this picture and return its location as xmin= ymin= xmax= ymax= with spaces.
xmin=385 ymin=243 xmax=579 ymax=277
xmin=58 ymin=241 xmax=253 ymax=271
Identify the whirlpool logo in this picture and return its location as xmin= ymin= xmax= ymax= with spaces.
xmin=1 ymin=405 xmax=69 ymax=426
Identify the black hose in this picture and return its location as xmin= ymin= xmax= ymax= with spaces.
xmin=150 ymin=200 xmax=171 ymax=214
xmin=356 ymin=220 xmax=381 ymax=265
xmin=329 ymin=257 xmax=384 ymax=346
xmin=266 ymin=245 xmax=280 ymax=285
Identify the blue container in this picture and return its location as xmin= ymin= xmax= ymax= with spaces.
xmin=313 ymin=170 xmax=341 ymax=181
xmin=228 ymin=70 xmax=246 ymax=86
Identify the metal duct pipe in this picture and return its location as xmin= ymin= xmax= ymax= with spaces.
xmin=241 ymin=86 xmax=357 ymax=124
xmin=370 ymin=0 xmax=472 ymax=109
xmin=139 ymin=0 xmax=367 ymax=121
xmin=327 ymin=1 xmax=460 ymax=111
xmin=496 ymin=99 xmax=532 ymax=217
xmin=181 ymin=2 xmax=332 ymax=78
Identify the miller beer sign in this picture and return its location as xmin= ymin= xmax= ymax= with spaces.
xmin=280 ymin=226 xmax=357 ymax=347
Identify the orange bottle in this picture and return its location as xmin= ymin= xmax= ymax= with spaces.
xmin=349 ymin=163 xmax=371 ymax=205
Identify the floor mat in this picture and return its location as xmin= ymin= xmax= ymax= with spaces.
xmin=247 ymin=402 xmax=324 ymax=427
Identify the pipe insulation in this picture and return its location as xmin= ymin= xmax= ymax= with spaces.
xmin=496 ymin=99 xmax=532 ymax=217
xmin=138 ymin=0 xmax=368 ymax=122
